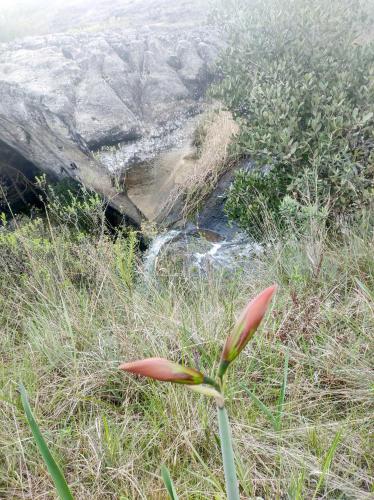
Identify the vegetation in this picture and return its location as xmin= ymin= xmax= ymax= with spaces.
xmin=0 ymin=196 xmax=373 ymax=498
xmin=212 ymin=0 xmax=374 ymax=236
xmin=160 ymin=109 xmax=239 ymax=222
xmin=119 ymin=286 xmax=277 ymax=500
xmin=19 ymin=384 xmax=74 ymax=500
xmin=0 ymin=0 xmax=373 ymax=498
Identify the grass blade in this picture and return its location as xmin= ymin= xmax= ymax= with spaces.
xmin=19 ymin=384 xmax=74 ymax=500
xmin=276 ymin=351 xmax=289 ymax=431
xmin=312 ymin=428 xmax=343 ymax=500
xmin=161 ymin=465 xmax=179 ymax=500
xmin=241 ymin=384 xmax=277 ymax=429
xmin=185 ymin=439 xmax=223 ymax=492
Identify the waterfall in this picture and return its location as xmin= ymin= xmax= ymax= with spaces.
xmin=143 ymin=230 xmax=181 ymax=274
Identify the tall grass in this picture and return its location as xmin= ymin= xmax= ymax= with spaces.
xmin=0 ymin=207 xmax=372 ymax=498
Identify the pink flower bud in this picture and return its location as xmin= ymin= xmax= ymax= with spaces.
xmin=119 ymin=357 xmax=205 ymax=385
xmin=219 ymin=285 xmax=277 ymax=377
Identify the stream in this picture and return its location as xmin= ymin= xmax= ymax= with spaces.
xmin=143 ymin=229 xmax=262 ymax=275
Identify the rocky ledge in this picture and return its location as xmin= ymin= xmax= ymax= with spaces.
xmin=0 ymin=1 xmax=221 ymax=225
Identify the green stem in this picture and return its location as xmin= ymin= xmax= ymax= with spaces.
xmin=203 ymin=376 xmax=221 ymax=391
xmin=217 ymin=405 xmax=240 ymax=500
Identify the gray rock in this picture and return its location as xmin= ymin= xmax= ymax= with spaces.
xmin=0 ymin=1 xmax=221 ymax=225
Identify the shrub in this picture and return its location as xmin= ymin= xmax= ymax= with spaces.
xmin=36 ymin=176 xmax=107 ymax=237
xmin=212 ymin=0 xmax=374 ymax=235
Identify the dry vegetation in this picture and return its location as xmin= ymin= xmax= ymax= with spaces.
xmin=0 ymin=205 xmax=373 ymax=498
xmin=159 ymin=109 xmax=239 ymax=222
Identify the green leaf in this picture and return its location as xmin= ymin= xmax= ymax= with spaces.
xmin=161 ymin=465 xmax=179 ymax=500
xmin=241 ymin=384 xmax=277 ymax=429
xmin=362 ymin=112 xmax=373 ymax=124
xmin=275 ymin=351 xmax=289 ymax=431
xmin=355 ymin=279 xmax=374 ymax=301
xmin=18 ymin=384 xmax=74 ymax=500
xmin=312 ymin=429 xmax=343 ymax=500
xmin=241 ymin=351 xmax=289 ymax=432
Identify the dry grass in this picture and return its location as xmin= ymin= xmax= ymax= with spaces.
xmin=0 ymin=205 xmax=373 ymax=498
xmin=159 ymin=109 xmax=239 ymax=223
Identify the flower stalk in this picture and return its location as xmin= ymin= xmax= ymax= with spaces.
xmin=119 ymin=285 xmax=277 ymax=499
xmin=217 ymin=405 xmax=240 ymax=500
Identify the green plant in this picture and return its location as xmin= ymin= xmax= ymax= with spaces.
xmin=161 ymin=465 xmax=179 ymax=500
xmin=312 ymin=429 xmax=343 ymax=500
xmin=2 ymin=198 xmax=372 ymax=497
xmin=120 ymin=285 xmax=277 ymax=499
xmin=18 ymin=384 xmax=73 ymax=500
xmin=37 ymin=177 xmax=106 ymax=237
xmin=241 ymin=351 xmax=289 ymax=431
xmin=114 ymin=230 xmax=138 ymax=292
xmin=212 ymin=0 xmax=374 ymax=235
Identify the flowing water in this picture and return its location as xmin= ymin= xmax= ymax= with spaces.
xmin=143 ymin=229 xmax=263 ymax=275
xmin=143 ymin=230 xmax=182 ymax=274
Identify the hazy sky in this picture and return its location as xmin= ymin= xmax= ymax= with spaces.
xmin=0 ymin=0 xmax=132 ymax=7
xmin=0 ymin=0 xmax=104 ymax=13
xmin=0 ymin=0 xmax=59 ymax=11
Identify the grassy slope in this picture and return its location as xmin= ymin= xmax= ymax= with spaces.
xmin=0 ymin=211 xmax=373 ymax=499
xmin=0 ymin=1 xmax=373 ymax=497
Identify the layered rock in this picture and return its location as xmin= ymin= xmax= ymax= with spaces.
xmin=0 ymin=0 xmax=221 ymax=225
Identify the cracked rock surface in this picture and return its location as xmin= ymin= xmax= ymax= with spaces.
xmin=0 ymin=0 xmax=221 ymax=224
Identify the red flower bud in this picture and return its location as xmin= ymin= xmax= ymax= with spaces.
xmin=119 ymin=357 xmax=205 ymax=385
xmin=219 ymin=285 xmax=277 ymax=377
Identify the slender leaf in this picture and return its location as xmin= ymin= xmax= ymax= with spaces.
xmin=242 ymin=352 xmax=289 ymax=432
xmin=19 ymin=384 xmax=74 ymax=500
xmin=289 ymin=468 xmax=305 ymax=500
xmin=312 ymin=429 xmax=343 ymax=499
xmin=356 ymin=279 xmax=374 ymax=301
xmin=161 ymin=465 xmax=179 ymax=500
xmin=185 ymin=439 xmax=223 ymax=492
xmin=275 ymin=351 xmax=289 ymax=430
xmin=241 ymin=384 xmax=277 ymax=429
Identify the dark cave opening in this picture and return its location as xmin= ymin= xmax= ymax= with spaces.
xmin=0 ymin=141 xmax=146 ymax=248
xmin=0 ymin=140 xmax=43 ymax=217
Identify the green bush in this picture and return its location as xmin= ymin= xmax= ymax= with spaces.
xmin=212 ymin=0 xmax=374 ymax=235
xmin=36 ymin=176 xmax=107 ymax=237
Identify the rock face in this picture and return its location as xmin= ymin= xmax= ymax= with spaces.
xmin=0 ymin=0 xmax=221 ymax=225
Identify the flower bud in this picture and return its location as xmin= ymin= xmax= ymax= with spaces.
xmin=120 ymin=357 xmax=205 ymax=385
xmin=219 ymin=285 xmax=277 ymax=377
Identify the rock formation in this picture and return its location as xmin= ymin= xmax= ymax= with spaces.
xmin=0 ymin=0 xmax=221 ymax=225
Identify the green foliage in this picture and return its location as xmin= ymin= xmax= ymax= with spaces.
xmin=241 ymin=351 xmax=289 ymax=431
xmin=212 ymin=0 xmax=374 ymax=235
xmin=38 ymin=177 xmax=106 ymax=237
xmin=0 ymin=208 xmax=373 ymax=497
xmin=161 ymin=465 xmax=179 ymax=500
xmin=114 ymin=230 xmax=138 ymax=292
xmin=19 ymin=384 xmax=74 ymax=500
xmin=0 ymin=192 xmax=139 ymax=295
xmin=312 ymin=429 xmax=343 ymax=500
